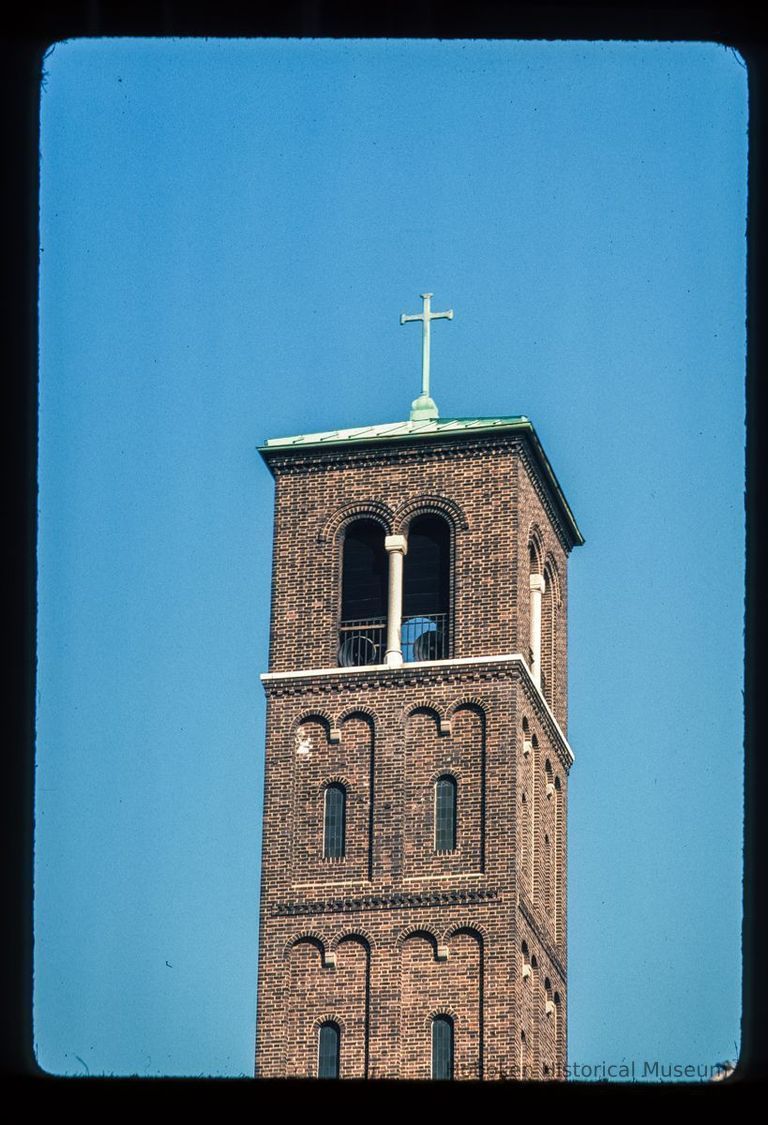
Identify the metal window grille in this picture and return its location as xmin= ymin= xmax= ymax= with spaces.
xmin=402 ymin=613 xmax=449 ymax=662
xmin=338 ymin=617 xmax=386 ymax=667
xmin=337 ymin=613 xmax=450 ymax=666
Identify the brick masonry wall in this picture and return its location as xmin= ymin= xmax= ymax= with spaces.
xmin=255 ymin=432 xmax=577 ymax=1080
xmin=255 ymin=662 xmax=571 ymax=1079
xmin=514 ymin=452 xmax=570 ymax=733
xmin=263 ymin=435 xmax=573 ymax=733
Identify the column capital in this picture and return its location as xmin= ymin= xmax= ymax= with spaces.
xmin=385 ymin=534 xmax=408 ymax=555
xmin=529 ymin=573 xmax=545 ymax=593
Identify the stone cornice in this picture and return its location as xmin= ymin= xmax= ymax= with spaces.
xmin=518 ymin=893 xmax=566 ymax=983
xmin=261 ymin=653 xmax=574 ymax=771
xmin=271 ymin=886 xmax=499 ymax=917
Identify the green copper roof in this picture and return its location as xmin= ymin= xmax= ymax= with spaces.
xmin=261 ymin=415 xmax=532 ymax=450
xmin=259 ymin=415 xmax=584 ymax=547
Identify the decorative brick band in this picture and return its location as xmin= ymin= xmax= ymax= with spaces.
xmin=265 ymin=436 xmax=523 ymax=478
xmin=518 ymin=892 xmax=567 ymax=982
xmin=271 ymin=886 xmax=500 ymax=917
xmin=266 ymin=434 xmax=578 ymax=552
xmin=262 ymin=654 xmax=574 ymax=771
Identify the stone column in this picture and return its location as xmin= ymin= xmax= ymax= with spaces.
xmin=529 ymin=573 xmax=546 ymax=688
xmin=384 ymin=534 xmax=408 ymax=667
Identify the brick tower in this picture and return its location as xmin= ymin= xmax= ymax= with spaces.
xmin=254 ymin=297 xmax=583 ymax=1080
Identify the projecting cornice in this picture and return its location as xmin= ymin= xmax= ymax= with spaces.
xmin=258 ymin=417 xmax=584 ymax=551
xmin=271 ymin=886 xmax=500 ymax=918
xmin=261 ymin=653 xmax=574 ymax=770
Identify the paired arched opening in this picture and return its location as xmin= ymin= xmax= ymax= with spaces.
xmin=338 ymin=513 xmax=452 ymax=666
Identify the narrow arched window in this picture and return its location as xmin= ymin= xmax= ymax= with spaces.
xmin=528 ymin=536 xmax=543 ymax=672
xmin=339 ymin=519 xmax=387 ymax=666
xmin=318 ymin=1021 xmax=340 ymax=1078
xmin=541 ymin=561 xmax=557 ymax=705
xmin=403 ymin=515 xmax=450 ymax=661
xmin=434 ymin=775 xmax=457 ymax=852
xmin=521 ymin=941 xmax=531 ymax=980
xmin=553 ymin=992 xmax=564 ymax=1072
xmin=431 ymin=1015 xmax=454 ymax=1079
xmin=323 ymin=784 xmax=346 ymax=859
xmin=544 ymin=760 xmax=554 ymax=914
xmin=554 ymin=776 xmax=563 ymax=942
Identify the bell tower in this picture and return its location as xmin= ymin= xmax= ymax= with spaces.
xmin=254 ymin=296 xmax=584 ymax=1080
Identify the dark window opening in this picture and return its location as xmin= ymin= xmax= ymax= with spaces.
xmin=431 ymin=1016 xmax=454 ymax=1080
xmin=341 ymin=520 xmax=387 ymax=621
xmin=318 ymin=1021 xmax=340 ymax=1078
xmin=403 ymin=515 xmax=450 ymax=661
xmin=323 ymin=784 xmax=346 ymax=859
xmin=404 ymin=516 xmax=449 ymax=617
xmin=339 ymin=519 xmax=387 ymax=666
xmin=435 ymin=775 xmax=457 ymax=852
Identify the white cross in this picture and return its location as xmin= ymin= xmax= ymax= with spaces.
xmin=400 ymin=292 xmax=453 ymax=404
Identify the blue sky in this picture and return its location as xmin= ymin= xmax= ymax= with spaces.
xmin=35 ymin=38 xmax=746 ymax=1078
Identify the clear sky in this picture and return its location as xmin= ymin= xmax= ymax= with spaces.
xmin=35 ymin=38 xmax=746 ymax=1079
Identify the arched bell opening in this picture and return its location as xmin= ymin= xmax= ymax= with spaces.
xmin=402 ymin=515 xmax=451 ymax=662
xmin=338 ymin=519 xmax=387 ymax=667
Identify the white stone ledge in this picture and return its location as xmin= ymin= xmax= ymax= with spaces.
xmin=261 ymin=653 xmax=574 ymax=766
xmin=262 ymin=652 xmax=526 ymax=680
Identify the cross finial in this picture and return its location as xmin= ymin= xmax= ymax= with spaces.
xmin=400 ymin=292 xmax=453 ymax=421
